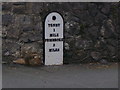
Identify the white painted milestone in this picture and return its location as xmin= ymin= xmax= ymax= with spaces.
xmin=45 ymin=12 xmax=63 ymax=39
xmin=44 ymin=12 xmax=63 ymax=65
xmin=45 ymin=41 xmax=63 ymax=65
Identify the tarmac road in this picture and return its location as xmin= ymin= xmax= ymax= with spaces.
xmin=2 ymin=63 xmax=118 ymax=88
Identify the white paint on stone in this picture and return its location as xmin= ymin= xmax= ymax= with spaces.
xmin=45 ymin=12 xmax=63 ymax=39
xmin=45 ymin=12 xmax=63 ymax=65
xmin=45 ymin=41 xmax=63 ymax=65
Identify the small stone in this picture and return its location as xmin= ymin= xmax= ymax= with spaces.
xmin=65 ymin=43 xmax=70 ymax=50
xmin=101 ymin=4 xmax=110 ymax=15
xmin=2 ymin=3 xmax=12 ymax=11
xmin=21 ymin=50 xmax=43 ymax=66
xmin=13 ymin=58 xmax=26 ymax=65
xmin=107 ymin=45 xmax=116 ymax=56
xmin=20 ymin=31 xmax=41 ymax=42
xmin=88 ymin=3 xmax=98 ymax=17
xmin=22 ymin=25 xmax=34 ymax=32
xmin=29 ymin=55 xmax=43 ymax=66
xmin=13 ymin=6 xmax=26 ymax=14
xmin=91 ymin=52 xmax=101 ymax=61
xmin=21 ymin=42 xmax=42 ymax=54
xmin=2 ymin=14 xmax=13 ymax=26
xmin=99 ymin=59 xmax=108 ymax=64
xmin=103 ymin=19 xmax=116 ymax=38
xmin=95 ymin=12 xmax=107 ymax=24
xmin=6 ymin=27 xmax=20 ymax=39
xmin=4 ymin=51 xmax=10 ymax=56
xmin=15 ymin=15 xmax=31 ymax=25
xmin=31 ymin=3 xmax=43 ymax=14
xmin=2 ymin=40 xmax=20 ymax=56
xmin=88 ymin=26 xmax=99 ymax=38
xmin=75 ymin=39 xmax=92 ymax=50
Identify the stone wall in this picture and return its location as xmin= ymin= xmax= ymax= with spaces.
xmin=2 ymin=2 xmax=120 ymax=64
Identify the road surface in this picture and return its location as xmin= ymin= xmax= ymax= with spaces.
xmin=2 ymin=63 xmax=118 ymax=88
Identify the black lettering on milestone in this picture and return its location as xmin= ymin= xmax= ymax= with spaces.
xmin=58 ymin=24 xmax=60 ymax=27
xmin=49 ymin=49 xmax=52 ymax=52
xmin=48 ymin=24 xmax=61 ymax=27
xmin=53 ymin=24 xmax=55 ymax=27
xmin=53 ymin=44 xmax=55 ymax=47
xmin=50 ymin=34 xmax=52 ymax=37
xmin=48 ymin=24 xmax=51 ymax=27
xmin=53 ymin=28 xmax=55 ymax=32
xmin=49 ymin=48 xmax=60 ymax=52
xmin=56 ymin=24 xmax=58 ymax=27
